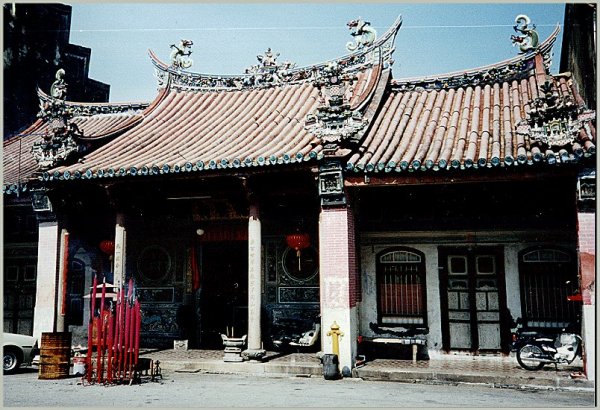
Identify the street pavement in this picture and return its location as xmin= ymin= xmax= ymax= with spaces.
xmin=2 ymin=367 xmax=596 ymax=408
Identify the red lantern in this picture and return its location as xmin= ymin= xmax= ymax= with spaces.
xmin=285 ymin=233 xmax=310 ymax=271
xmin=99 ymin=240 xmax=115 ymax=255
xmin=285 ymin=233 xmax=310 ymax=252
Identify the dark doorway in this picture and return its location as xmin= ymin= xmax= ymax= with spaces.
xmin=199 ymin=241 xmax=248 ymax=348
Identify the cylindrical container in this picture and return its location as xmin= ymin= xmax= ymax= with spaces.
xmin=38 ymin=332 xmax=72 ymax=380
xmin=322 ymin=353 xmax=340 ymax=380
xmin=72 ymin=356 xmax=86 ymax=376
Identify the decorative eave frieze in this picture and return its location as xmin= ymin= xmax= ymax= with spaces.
xmin=149 ymin=16 xmax=402 ymax=93
xmin=392 ymin=23 xmax=559 ymax=92
xmin=37 ymin=88 xmax=149 ymax=116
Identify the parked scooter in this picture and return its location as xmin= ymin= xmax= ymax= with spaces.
xmin=511 ymin=327 xmax=582 ymax=371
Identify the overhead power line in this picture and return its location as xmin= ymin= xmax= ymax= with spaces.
xmin=71 ymin=23 xmax=561 ymax=33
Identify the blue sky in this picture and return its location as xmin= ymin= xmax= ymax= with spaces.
xmin=69 ymin=3 xmax=566 ymax=103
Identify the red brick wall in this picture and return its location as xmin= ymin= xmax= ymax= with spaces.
xmin=320 ymin=207 xmax=358 ymax=308
xmin=577 ymin=212 xmax=596 ymax=305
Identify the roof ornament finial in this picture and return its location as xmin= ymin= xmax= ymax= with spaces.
xmin=243 ymin=48 xmax=296 ymax=87
xmin=50 ymin=68 xmax=67 ymax=100
xmin=346 ymin=17 xmax=377 ymax=52
xmin=169 ymin=39 xmax=194 ymax=69
xmin=511 ymin=14 xmax=539 ymax=53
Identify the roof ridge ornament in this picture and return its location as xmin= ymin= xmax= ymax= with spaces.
xmin=516 ymin=78 xmax=596 ymax=150
xmin=148 ymin=15 xmax=401 ymax=92
xmin=32 ymin=69 xmax=85 ymax=169
xmin=511 ymin=14 xmax=539 ymax=53
xmin=305 ymin=62 xmax=367 ymax=156
xmin=170 ymin=39 xmax=194 ymax=69
xmin=346 ymin=17 xmax=377 ymax=52
xmin=243 ymin=48 xmax=296 ymax=86
xmin=50 ymin=68 xmax=67 ymax=99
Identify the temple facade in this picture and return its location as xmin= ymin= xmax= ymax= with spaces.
xmin=3 ymin=15 xmax=596 ymax=379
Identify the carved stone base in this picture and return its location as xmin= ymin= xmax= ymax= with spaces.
xmin=223 ymin=347 xmax=244 ymax=362
xmin=242 ymin=349 xmax=267 ymax=361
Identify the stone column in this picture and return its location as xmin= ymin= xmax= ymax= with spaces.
xmin=113 ymin=213 xmax=127 ymax=290
xmin=243 ymin=201 xmax=266 ymax=361
xmin=33 ymin=220 xmax=61 ymax=342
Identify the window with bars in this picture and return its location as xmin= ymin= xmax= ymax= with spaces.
xmin=519 ymin=248 xmax=579 ymax=329
xmin=376 ymin=248 xmax=426 ymax=326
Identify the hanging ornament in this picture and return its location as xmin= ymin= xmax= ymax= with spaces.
xmin=285 ymin=233 xmax=310 ymax=271
xmin=99 ymin=240 xmax=115 ymax=255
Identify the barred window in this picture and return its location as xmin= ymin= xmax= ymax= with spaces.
xmin=520 ymin=248 xmax=578 ymax=329
xmin=376 ymin=248 xmax=426 ymax=326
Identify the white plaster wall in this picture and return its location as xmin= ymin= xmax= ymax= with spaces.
xmin=359 ymin=240 xmax=576 ymax=358
xmin=320 ymin=306 xmax=357 ymax=372
xmin=582 ymin=305 xmax=595 ymax=381
xmin=503 ymin=245 xmax=522 ymax=326
xmin=359 ymin=244 xmax=443 ymax=355
xmin=32 ymin=222 xmax=59 ymax=343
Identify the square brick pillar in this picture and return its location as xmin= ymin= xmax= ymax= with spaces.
xmin=319 ymin=205 xmax=359 ymax=374
xmin=577 ymin=211 xmax=595 ymax=381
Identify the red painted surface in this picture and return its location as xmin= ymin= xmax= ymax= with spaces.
xmin=577 ymin=212 xmax=595 ymax=306
xmin=320 ymin=207 xmax=357 ymax=309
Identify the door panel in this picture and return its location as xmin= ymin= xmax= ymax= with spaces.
xmin=440 ymin=247 xmax=506 ymax=352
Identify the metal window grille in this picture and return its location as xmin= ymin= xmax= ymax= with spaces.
xmin=521 ymin=250 xmax=577 ymax=328
xmin=377 ymin=250 xmax=425 ymax=325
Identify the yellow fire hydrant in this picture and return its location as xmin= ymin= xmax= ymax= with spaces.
xmin=327 ymin=321 xmax=344 ymax=357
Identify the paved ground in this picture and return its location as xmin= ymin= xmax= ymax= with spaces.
xmin=136 ymin=348 xmax=595 ymax=392
xmin=3 ymin=368 xmax=595 ymax=408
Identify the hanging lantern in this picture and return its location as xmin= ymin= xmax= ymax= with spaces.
xmin=99 ymin=240 xmax=115 ymax=255
xmin=285 ymin=233 xmax=310 ymax=271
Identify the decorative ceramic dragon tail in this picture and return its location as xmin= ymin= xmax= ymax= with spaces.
xmin=346 ymin=18 xmax=377 ymax=52
xmin=511 ymin=14 xmax=539 ymax=53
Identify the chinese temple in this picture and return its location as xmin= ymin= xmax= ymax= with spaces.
xmin=3 ymin=15 xmax=596 ymax=379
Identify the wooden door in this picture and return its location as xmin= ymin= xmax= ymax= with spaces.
xmin=439 ymin=247 xmax=507 ymax=352
xmin=3 ymin=260 xmax=37 ymax=335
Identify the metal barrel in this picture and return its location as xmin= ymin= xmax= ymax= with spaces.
xmin=38 ymin=332 xmax=72 ymax=380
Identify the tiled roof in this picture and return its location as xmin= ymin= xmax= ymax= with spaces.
xmin=4 ymin=17 xmax=595 ymax=191
xmin=346 ymin=72 xmax=596 ymax=173
xmin=3 ymin=98 xmax=147 ymax=192
xmin=49 ymin=82 xmax=324 ymax=179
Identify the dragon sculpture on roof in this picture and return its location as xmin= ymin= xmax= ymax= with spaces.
xmin=170 ymin=39 xmax=194 ymax=69
xmin=346 ymin=17 xmax=377 ymax=52
xmin=511 ymin=14 xmax=539 ymax=53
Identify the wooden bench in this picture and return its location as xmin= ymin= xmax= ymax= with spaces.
xmin=367 ymin=337 xmax=427 ymax=363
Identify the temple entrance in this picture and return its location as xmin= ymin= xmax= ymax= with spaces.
xmin=199 ymin=241 xmax=248 ymax=348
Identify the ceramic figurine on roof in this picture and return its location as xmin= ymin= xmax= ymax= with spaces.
xmin=511 ymin=14 xmax=539 ymax=53
xmin=346 ymin=17 xmax=377 ymax=52
xmin=244 ymin=48 xmax=296 ymax=86
xmin=50 ymin=68 xmax=67 ymax=99
xmin=32 ymin=69 xmax=84 ymax=169
xmin=170 ymin=39 xmax=194 ymax=69
xmin=517 ymin=79 xmax=596 ymax=151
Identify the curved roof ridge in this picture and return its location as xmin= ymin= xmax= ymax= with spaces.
xmin=149 ymin=16 xmax=402 ymax=92
xmin=391 ymin=23 xmax=560 ymax=89
xmin=37 ymin=88 xmax=150 ymax=115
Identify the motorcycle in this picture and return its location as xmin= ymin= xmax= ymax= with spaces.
xmin=511 ymin=327 xmax=582 ymax=371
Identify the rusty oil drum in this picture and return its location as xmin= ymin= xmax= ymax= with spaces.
xmin=38 ymin=332 xmax=72 ymax=379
